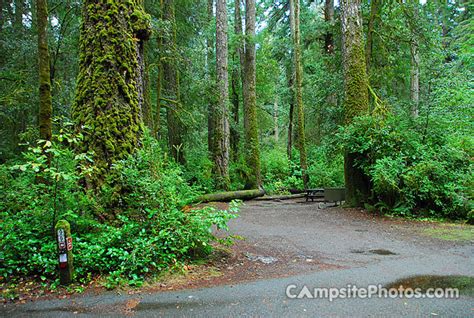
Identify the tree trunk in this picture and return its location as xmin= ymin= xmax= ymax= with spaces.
xmin=207 ymin=0 xmax=215 ymax=155
xmin=410 ymin=2 xmax=420 ymax=118
xmin=195 ymin=188 xmax=265 ymax=203
xmin=230 ymin=54 xmax=240 ymax=161
xmin=141 ymin=42 xmax=153 ymax=130
xmin=37 ymin=0 xmax=52 ymax=142
xmin=241 ymin=0 xmax=262 ymax=189
xmin=286 ymin=65 xmax=294 ymax=160
xmin=0 ymin=0 xmax=4 ymax=33
xmin=214 ymin=0 xmax=230 ymax=190
xmin=73 ymin=0 xmax=151 ymax=189
xmin=324 ymin=0 xmax=334 ymax=54
xmin=365 ymin=0 xmax=379 ymax=74
xmin=341 ymin=0 xmax=370 ymax=207
xmin=230 ymin=0 xmax=243 ymax=161
xmin=154 ymin=0 xmax=164 ymax=139
xmin=163 ymin=0 xmax=185 ymax=164
xmin=14 ymin=0 xmax=24 ymax=33
xmin=290 ymin=0 xmax=309 ymax=188
xmin=273 ymin=96 xmax=279 ymax=142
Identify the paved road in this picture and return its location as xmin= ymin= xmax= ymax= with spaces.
xmin=2 ymin=199 xmax=473 ymax=317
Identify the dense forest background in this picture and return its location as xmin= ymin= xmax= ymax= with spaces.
xmin=0 ymin=0 xmax=472 ymax=288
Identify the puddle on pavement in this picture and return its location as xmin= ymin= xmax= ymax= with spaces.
xmin=369 ymin=249 xmax=397 ymax=255
xmin=24 ymin=306 xmax=94 ymax=314
xmin=385 ymin=275 xmax=474 ymax=296
xmin=135 ymin=302 xmax=195 ymax=311
xmin=350 ymin=249 xmax=397 ymax=255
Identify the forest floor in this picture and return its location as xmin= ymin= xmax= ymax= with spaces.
xmin=2 ymin=199 xmax=473 ymax=316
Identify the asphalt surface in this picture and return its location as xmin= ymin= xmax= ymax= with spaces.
xmin=2 ymin=199 xmax=473 ymax=317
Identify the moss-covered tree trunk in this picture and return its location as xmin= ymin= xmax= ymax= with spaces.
xmin=214 ymin=0 xmax=230 ymax=190
xmin=207 ymin=0 xmax=215 ymax=156
xmin=162 ymin=0 xmax=185 ymax=164
xmin=341 ymin=0 xmax=370 ymax=207
xmin=73 ymin=0 xmax=151 ymax=189
xmin=242 ymin=0 xmax=262 ymax=189
xmin=37 ymin=0 xmax=52 ymax=142
xmin=290 ymin=0 xmax=309 ymax=189
xmin=230 ymin=0 xmax=243 ymax=162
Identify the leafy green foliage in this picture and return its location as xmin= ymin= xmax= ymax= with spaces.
xmin=0 ymin=131 xmax=238 ymax=287
xmin=340 ymin=114 xmax=472 ymax=219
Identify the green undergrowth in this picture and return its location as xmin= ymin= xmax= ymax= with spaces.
xmin=340 ymin=113 xmax=473 ymax=221
xmin=0 ymin=128 xmax=239 ymax=290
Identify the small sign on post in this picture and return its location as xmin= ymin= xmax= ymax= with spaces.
xmin=55 ymin=220 xmax=74 ymax=285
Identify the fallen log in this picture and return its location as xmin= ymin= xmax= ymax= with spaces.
xmin=194 ymin=189 xmax=265 ymax=203
xmin=255 ymin=193 xmax=305 ymax=201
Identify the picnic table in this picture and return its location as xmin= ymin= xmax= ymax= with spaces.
xmin=305 ymin=188 xmax=324 ymax=202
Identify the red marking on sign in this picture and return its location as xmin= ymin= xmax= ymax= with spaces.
xmin=67 ymin=237 xmax=73 ymax=251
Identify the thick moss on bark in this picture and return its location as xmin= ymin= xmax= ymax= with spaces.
xmin=73 ymin=0 xmax=151 ymax=189
xmin=341 ymin=0 xmax=370 ymax=207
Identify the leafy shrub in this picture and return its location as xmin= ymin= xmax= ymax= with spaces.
xmin=340 ymin=114 xmax=472 ymax=220
xmin=0 ymin=130 xmax=239 ymax=287
xmin=307 ymin=144 xmax=344 ymax=188
xmin=260 ymin=147 xmax=304 ymax=194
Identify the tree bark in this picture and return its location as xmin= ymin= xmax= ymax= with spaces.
xmin=207 ymin=0 xmax=215 ymax=155
xmin=324 ymin=0 xmax=334 ymax=54
xmin=365 ymin=0 xmax=379 ymax=74
xmin=0 ymin=0 xmax=4 ymax=33
xmin=214 ymin=0 xmax=231 ymax=190
xmin=154 ymin=0 xmax=164 ymax=139
xmin=286 ymin=65 xmax=294 ymax=160
xmin=37 ymin=0 xmax=52 ymax=142
xmin=230 ymin=54 xmax=240 ymax=161
xmin=341 ymin=0 xmax=370 ymax=207
xmin=73 ymin=0 xmax=151 ymax=189
xmin=141 ymin=42 xmax=153 ymax=130
xmin=230 ymin=0 xmax=242 ymax=161
xmin=195 ymin=188 xmax=265 ymax=203
xmin=410 ymin=1 xmax=420 ymax=118
xmin=242 ymin=0 xmax=262 ymax=189
xmin=14 ymin=0 xmax=24 ymax=33
xmin=273 ymin=96 xmax=279 ymax=142
xmin=290 ymin=0 xmax=309 ymax=188
xmin=163 ymin=0 xmax=185 ymax=164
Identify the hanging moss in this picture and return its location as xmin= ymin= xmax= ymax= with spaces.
xmin=72 ymin=0 xmax=151 ymax=190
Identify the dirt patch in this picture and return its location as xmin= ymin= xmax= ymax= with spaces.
xmin=140 ymin=238 xmax=342 ymax=294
